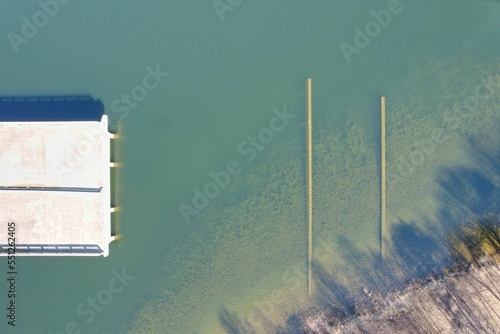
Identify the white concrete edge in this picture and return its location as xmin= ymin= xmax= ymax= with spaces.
xmin=101 ymin=115 xmax=111 ymax=257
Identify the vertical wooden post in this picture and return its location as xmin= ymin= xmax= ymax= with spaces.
xmin=381 ymin=96 xmax=387 ymax=262
xmin=306 ymin=78 xmax=313 ymax=294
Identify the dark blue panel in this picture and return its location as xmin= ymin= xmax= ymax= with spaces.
xmin=0 ymin=244 xmax=103 ymax=254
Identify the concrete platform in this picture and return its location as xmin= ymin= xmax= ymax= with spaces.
xmin=0 ymin=190 xmax=108 ymax=255
xmin=0 ymin=121 xmax=107 ymax=188
xmin=0 ymin=110 xmax=113 ymax=257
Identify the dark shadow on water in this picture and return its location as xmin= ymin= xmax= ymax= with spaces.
xmin=0 ymin=95 xmax=104 ymax=121
xmin=218 ymin=308 xmax=255 ymax=334
xmin=436 ymin=137 xmax=500 ymax=232
xmin=390 ymin=220 xmax=450 ymax=279
xmin=220 ymin=135 xmax=500 ymax=333
xmin=436 ymin=167 xmax=496 ymax=230
xmin=275 ymin=315 xmax=304 ymax=334
xmin=313 ymin=259 xmax=356 ymax=319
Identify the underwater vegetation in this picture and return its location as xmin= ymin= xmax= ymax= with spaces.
xmin=126 ymin=55 xmax=499 ymax=334
xmin=275 ymin=215 xmax=500 ymax=334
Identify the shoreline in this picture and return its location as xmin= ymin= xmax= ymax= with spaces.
xmin=289 ymin=255 xmax=500 ymax=333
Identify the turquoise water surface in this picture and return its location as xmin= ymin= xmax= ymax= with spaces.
xmin=0 ymin=1 xmax=499 ymax=333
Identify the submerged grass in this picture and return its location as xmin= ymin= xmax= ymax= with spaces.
xmin=126 ymin=55 xmax=499 ymax=334
xmin=449 ymin=214 xmax=500 ymax=265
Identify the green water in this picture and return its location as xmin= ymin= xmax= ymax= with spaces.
xmin=0 ymin=0 xmax=499 ymax=333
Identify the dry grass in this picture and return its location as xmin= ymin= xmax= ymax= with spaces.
xmin=298 ymin=217 xmax=500 ymax=334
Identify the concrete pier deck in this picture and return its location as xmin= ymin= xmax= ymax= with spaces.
xmin=0 ymin=97 xmax=114 ymax=256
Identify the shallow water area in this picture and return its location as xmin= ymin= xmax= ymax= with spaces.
xmin=0 ymin=0 xmax=499 ymax=333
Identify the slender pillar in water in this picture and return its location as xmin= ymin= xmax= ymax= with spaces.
xmin=381 ymin=96 xmax=387 ymax=262
xmin=306 ymin=78 xmax=313 ymax=295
